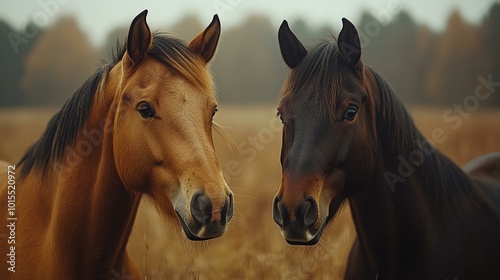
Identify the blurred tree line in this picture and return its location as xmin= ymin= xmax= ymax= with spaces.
xmin=1 ymin=3 xmax=499 ymax=107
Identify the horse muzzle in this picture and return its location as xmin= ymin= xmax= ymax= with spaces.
xmin=273 ymin=195 xmax=327 ymax=245
xmin=177 ymin=191 xmax=234 ymax=240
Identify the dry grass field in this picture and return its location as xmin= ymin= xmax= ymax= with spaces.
xmin=0 ymin=105 xmax=499 ymax=279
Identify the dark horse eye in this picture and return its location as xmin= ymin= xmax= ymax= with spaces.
xmin=137 ymin=102 xmax=155 ymax=119
xmin=277 ymin=110 xmax=284 ymax=124
xmin=343 ymin=107 xmax=358 ymax=121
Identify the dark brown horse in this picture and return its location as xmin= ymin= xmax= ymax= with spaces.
xmin=273 ymin=18 xmax=500 ymax=279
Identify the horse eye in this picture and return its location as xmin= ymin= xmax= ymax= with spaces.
xmin=212 ymin=106 xmax=218 ymax=118
xmin=277 ymin=110 xmax=284 ymax=124
xmin=137 ymin=102 xmax=155 ymax=119
xmin=343 ymin=107 xmax=358 ymax=121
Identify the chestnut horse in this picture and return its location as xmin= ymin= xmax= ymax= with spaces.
xmin=0 ymin=10 xmax=233 ymax=279
xmin=273 ymin=19 xmax=500 ymax=279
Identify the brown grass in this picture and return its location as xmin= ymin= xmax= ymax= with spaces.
xmin=0 ymin=105 xmax=499 ymax=279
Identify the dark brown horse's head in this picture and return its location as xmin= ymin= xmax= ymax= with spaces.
xmin=273 ymin=19 xmax=379 ymax=245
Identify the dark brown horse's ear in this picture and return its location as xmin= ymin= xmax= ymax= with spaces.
xmin=338 ymin=18 xmax=361 ymax=69
xmin=278 ymin=20 xmax=307 ymax=69
xmin=188 ymin=15 xmax=221 ymax=64
xmin=126 ymin=10 xmax=152 ymax=67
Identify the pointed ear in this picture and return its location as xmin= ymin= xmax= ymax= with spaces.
xmin=126 ymin=10 xmax=152 ymax=67
xmin=278 ymin=20 xmax=307 ymax=69
xmin=188 ymin=15 xmax=221 ymax=64
xmin=338 ymin=18 xmax=361 ymax=69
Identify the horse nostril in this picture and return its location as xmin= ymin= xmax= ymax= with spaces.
xmin=298 ymin=196 xmax=318 ymax=227
xmin=227 ymin=192 xmax=234 ymax=221
xmin=191 ymin=192 xmax=212 ymax=225
xmin=273 ymin=196 xmax=289 ymax=227
xmin=220 ymin=192 xmax=234 ymax=225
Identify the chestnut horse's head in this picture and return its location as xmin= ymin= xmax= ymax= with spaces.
xmin=112 ymin=11 xmax=232 ymax=240
xmin=273 ymin=19 xmax=379 ymax=245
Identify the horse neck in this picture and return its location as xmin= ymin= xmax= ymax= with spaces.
xmin=82 ymin=126 xmax=141 ymax=276
xmin=348 ymin=163 xmax=400 ymax=269
xmin=377 ymin=93 xmax=475 ymax=219
xmin=367 ymin=66 xmax=474 ymax=213
xmin=347 ymin=125 xmax=439 ymax=269
xmin=43 ymin=65 xmax=140 ymax=276
xmin=349 ymin=68 xmax=476 ymax=268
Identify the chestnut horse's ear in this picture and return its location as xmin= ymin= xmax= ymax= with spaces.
xmin=188 ymin=15 xmax=221 ymax=64
xmin=278 ymin=20 xmax=307 ymax=69
xmin=126 ymin=10 xmax=152 ymax=67
xmin=338 ymin=18 xmax=361 ymax=69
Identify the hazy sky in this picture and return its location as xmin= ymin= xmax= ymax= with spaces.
xmin=0 ymin=0 xmax=497 ymax=46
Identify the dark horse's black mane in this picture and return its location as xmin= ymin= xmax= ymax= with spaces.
xmin=369 ymin=67 xmax=496 ymax=213
xmin=18 ymin=34 xmax=203 ymax=177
